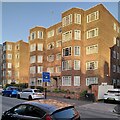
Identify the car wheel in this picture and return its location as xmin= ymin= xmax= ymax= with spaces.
xmin=104 ymin=99 xmax=107 ymax=103
xmin=17 ymin=94 xmax=20 ymax=99
xmin=28 ymin=95 xmax=32 ymax=100
xmin=9 ymin=94 xmax=12 ymax=97
xmin=2 ymin=93 xmax=4 ymax=96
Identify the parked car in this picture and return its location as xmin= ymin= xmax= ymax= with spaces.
xmin=104 ymin=89 xmax=120 ymax=102
xmin=1 ymin=99 xmax=81 ymax=120
xmin=17 ymin=88 xmax=45 ymax=100
xmin=2 ymin=86 xmax=20 ymax=97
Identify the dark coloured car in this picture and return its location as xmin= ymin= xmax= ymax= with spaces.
xmin=1 ymin=99 xmax=81 ymax=120
xmin=2 ymin=86 xmax=19 ymax=97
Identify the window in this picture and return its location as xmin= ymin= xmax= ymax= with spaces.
xmin=38 ymin=31 xmax=43 ymax=39
xmin=47 ymin=55 xmax=54 ymax=62
xmin=3 ymin=71 xmax=6 ymax=76
xmin=74 ymin=46 xmax=80 ymax=56
xmin=2 ymin=54 xmax=6 ymax=60
xmin=3 ymin=63 xmax=6 ymax=69
xmin=56 ymin=40 xmax=62 ymax=47
xmin=62 ymin=47 xmax=72 ymax=56
xmin=74 ymin=76 xmax=80 ymax=86
xmin=87 ymin=28 xmax=98 ymax=39
xmin=30 ymin=44 xmax=36 ymax=52
xmin=8 ymin=63 xmax=12 ymax=68
xmin=7 ymin=44 xmax=12 ymax=51
xmin=62 ymin=76 xmax=71 ymax=86
xmin=117 ymin=52 xmax=119 ymax=59
xmin=3 ymin=45 xmax=6 ymax=51
xmin=30 ymin=31 xmax=36 ymax=40
xmin=56 ymin=66 xmax=61 ymax=73
xmin=47 ymin=67 xmax=54 ymax=73
xmin=56 ymin=53 xmax=61 ymax=60
xmin=37 ymin=55 xmax=43 ymax=63
xmin=117 ymin=66 xmax=119 ymax=73
xmin=8 ymin=70 xmax=12 ymax=77
xmin=15 ymin=71 xmax=19 ymax=77
xmin=112 ymin=51 xmax=116 ymax=58
xmin=62 ymin=60 xmax=72 ymax=71
xmin=47 ymin=42 xmax=54 ymax=50
xmin=86 ymin=44 xmax=98 ymax=55
xmin=30 ymin=66 xmax=36 ymax=74
xmin=47 ymin=30 xmax=54 ymax=38
xmin=37 ymin=66 xmax=43 ymax=73
xmin=74 ymin=13 xmax=81 ymax=24
xmin=86 ymin=61 xmax=98 ymax=70
xmin=30 ymin=78 xmax=36 ymax=86
xmin=113 ymin=23 xmax=117 ymax=31
xmin=113 ymin=37 xmax=116 ymax=45
xmin=7 ymin=54 xmax=12 ymax=59
xmin=87 ymin=11 xmax=99 ymax=23
xmin=16 ymin=44 xmax=20 ymax=50
xmin=37 ymin=78 xmax=42 ymax=86
xmin=37 ymin=44 xmax=43 ymax=51
xmin=56 ymin=27 xmax=62 ymax=35
xmin=86 ymin=77 xmax=98 ymax=86
xmin=116 ymin=39 xmax=120 ymax=47
xmin=62 ymin=14 xmax=72 ymax=27
xmin=74 ymin=60 xmax=80 ymax=70
xmin=15 ymin=62 xmax=19 ymax=68
xmin=30 ymin=56 xmax=36 ymax=63
xmin=62 ymin=30 xmax=72 ymax=42
xmin=16 ymin=53 xmax=19 ymax=59
xmin=74 ymin=30 xmax=81 ymax=40
xmin=113 ymin=65 xmax=116 ymax=72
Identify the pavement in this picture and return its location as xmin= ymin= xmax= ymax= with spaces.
xmin=80 ymin=102 xmax=116 ymax=113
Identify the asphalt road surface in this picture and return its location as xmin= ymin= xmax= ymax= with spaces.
xmin=1 ymin=95 xmax=120 ymax=120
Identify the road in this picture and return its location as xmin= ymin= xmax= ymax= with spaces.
xmin=1 ymin=95 xmax=120 ymax=120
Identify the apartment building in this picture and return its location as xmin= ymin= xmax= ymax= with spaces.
xmin=110 ymin=37 xmax=120 ymax=88
xmin=2 ymin=40 xmax=29 ymax=86
xmin=29 ymin=4 xmax=120 ymax=92
xmin=0 ymin=44 xmax=2 ymax=85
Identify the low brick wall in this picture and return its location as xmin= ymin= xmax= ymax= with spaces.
xmin=47 ymin=92 xmax=80 ymax=100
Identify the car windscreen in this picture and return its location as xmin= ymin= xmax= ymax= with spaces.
xmin=107 ymin=90 xmax=120 ymax=93
xmin=52 ymin=107 xmax=77 ymax=119
xmin=34 ymin=90 xmax=42 ymax=93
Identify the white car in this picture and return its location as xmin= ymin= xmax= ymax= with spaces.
xmin=104 ymin=89 xmax=120 ymax=102
xmin=17 ymin=88 xmax=45 ymax=100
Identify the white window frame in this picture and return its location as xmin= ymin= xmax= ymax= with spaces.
xmin=87 ymin=11 xmax=99 ymax=23
xmin=74 ymin=13 xmax=81 ymax=24
xmin=86 ymin=77 xmax=98 ymax=86
xmin=86 ymin=44 xmax=98 ymax=55
xmin=74 ymin=30 xmax=81 ymax=40
xmin=62 ymin=14 xmax=72 ymax=27
xmin=74 ymin=46 xmax=80 ymax=56
xmin=62 ymin=60 xmax=72 ymax=71
xmin=86 ymin=61 xmax=98 ymax=70
xmin=74 ymin=76 xmax=80 ymax=86
xmin=62 ymin=76 xmax=71 ymax=86
xmin=74 ymin=60 xmax=80 ymax=70
xmin=37 ymin=66 xmax=43 ymax=73
xmin=87 ymin=28 xmax=99 ymax=39
xmin=38 ymin=31 xmax=43 ymax=39
xmin=62 ymin=30 xmax=72 ymax=42
xmin=37 ymin=44 xmax=43 ymax=51
xmin=37 ymin=55 xmax=43 ymax=63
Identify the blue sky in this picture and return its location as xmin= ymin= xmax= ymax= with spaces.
xmin=2 ymin=2 xmax=119 ymax=43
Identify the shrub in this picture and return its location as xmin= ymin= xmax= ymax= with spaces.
xmin=80 ymin=90 xmax=87 ymax=97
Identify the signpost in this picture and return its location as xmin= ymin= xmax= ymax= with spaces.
xmin=42 ymin=72 xmax=50 ymax=99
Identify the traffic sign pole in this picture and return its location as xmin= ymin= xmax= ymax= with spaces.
xmin=45 ymin=82 xmax=47 ymax=99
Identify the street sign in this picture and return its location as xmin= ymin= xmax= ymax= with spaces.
xmin=42 ymin=72 xmax=50 ymax=82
